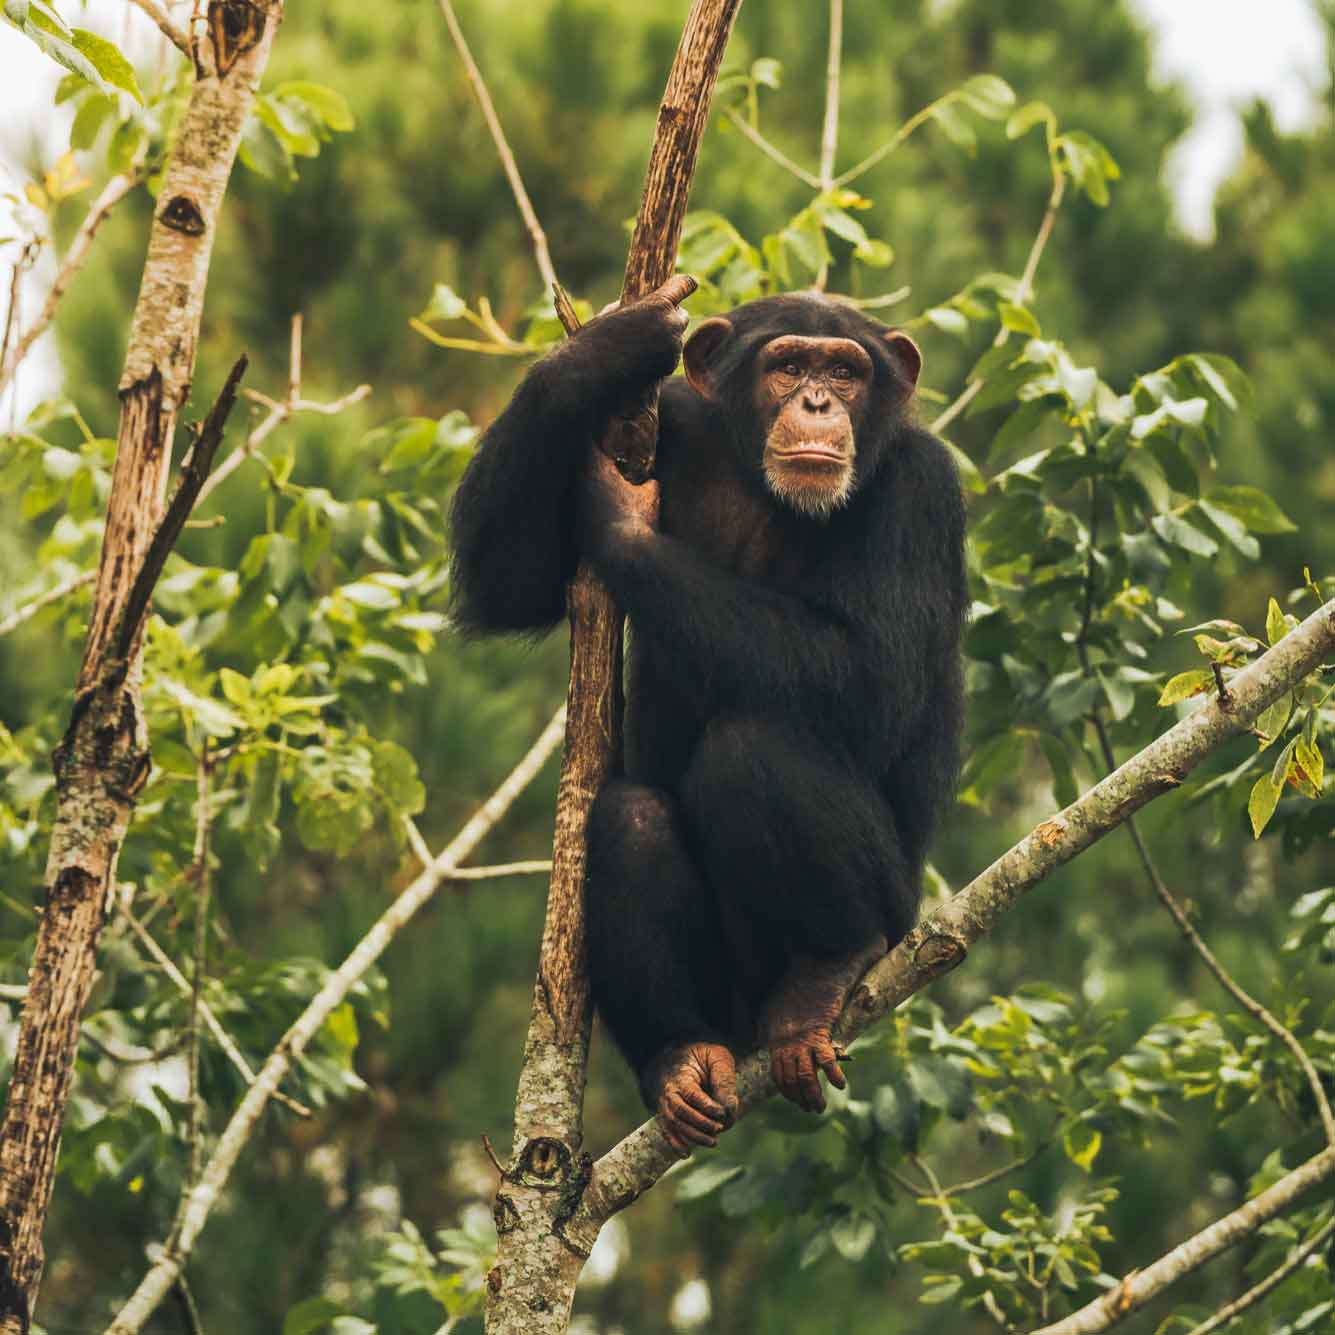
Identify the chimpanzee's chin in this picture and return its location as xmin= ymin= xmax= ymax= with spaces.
xmin=764 ymin=461 xmax=854 ymax=518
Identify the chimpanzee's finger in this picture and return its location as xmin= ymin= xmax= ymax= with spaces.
xmin=815 ymin=1040 xmax=847 ymax=1091
xmin=667 ymin=1093 xmax=724 ymax=1135
xmin=650 ymin=274 xmax=698 ymax=309
xmin=679 ymin=1084 xmax=727 ymax=1124
xmin=660 ymin=1121 xmax=689 ymax=1158
xmin=705 ymin=1052 xmax=740 ymax=1124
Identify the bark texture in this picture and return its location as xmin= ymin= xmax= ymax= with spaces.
xmin=486 ymin=4 xmax=743 ymax=1332
xmin=0 ymin=9 xmax=282 ymax=1330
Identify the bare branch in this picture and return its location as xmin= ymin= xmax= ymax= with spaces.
xmin=183 ymin=753 xmax=212 ymax=1187
xmin=114 ymin=356 xmax=248 ymax=659
xmin=1032 ymin=1149 xmax=1335 ymax=1335
xmin=577 ymin=596 xmax=1335 ymax=1235
xmin=943 ymin=1141 xmax=1051 ymax=1198
xmin=931 ymin=172 xmax=1066 ymax=437
xmin=0 ymin=572 xmax=96 ymax=639
xmin=1185 ymin=1213 xmax=1335 ymax=1335
xmin=125 ymin=0 xmax=191 ymax=56
xmin=722 ymin=107 xmax=822 ymax=188
xmin=104 ymin=706 xmax=567 ymax=1335
xmin=437 ymin=0 xmax=559 ymax=294
xmin=118 ymin=904 xmax=311 ymax=1119
xmin=0 ymin=174 xmax=141 ymax=398
xmin=195 ymin=316 xmax=370 ymax=508
xmin=818 ymin=0 xmax=843 ymax=189
xmin=447 ymin=860 xmax=552 ymax=881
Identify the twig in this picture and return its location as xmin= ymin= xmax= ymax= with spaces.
xmin=813 ymin=0 xmax=843 ymax=291
xmin=930 ymin=173 xmax=1066 ymax=437
xmin=105 ymin=706 xmax=567 ymax=1334
xmin=0 ymin=988 xmax=26 ymax=1004
xmin=171 ymin=1276 xmax=204 ymax=1335
xmin=0 ymin=174 xmax=142 ymax=398
xmin=481 ymin=1134 xmax=505 ymax=1177
xmin=195 ymin=318 xmax=369 ymax=508
xmin=126 ymin=0 xmax=191 ymax=56
xmin=1 ymin=241 xmax=38 ymax=424
xmin=403 ymin=821 xmax=552 ymax=883
xmin=183 ymin=753 xmax=212 ymax=1187
xmin=0 ymin=572 xmax=97 ymax=639
xmin=912 ymin=1154 xmax=1011 ymax=1329
xmin=722 ymin=107 xmax=822 ymax=188
xmin=1030 ymin=1148 xmax=1335 ymax=1335
xmin=118 ymin=905 xmax=312 ymax=1119
xmin=437 ymin=0 xmax=559 ymax=294
xmin=944 ymin=1142 xmax=1050 ymax=1197
xmin=1184 ymin=1213 xmax=1335 ymax=1335
xmin=114 ymin=356 xmax=248 ymax=659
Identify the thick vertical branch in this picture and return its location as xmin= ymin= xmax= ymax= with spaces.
xmin=488 ymin=4 xmax=743 ymax=1333
xmin=0 ymin=8 xmax=282 ymax=1330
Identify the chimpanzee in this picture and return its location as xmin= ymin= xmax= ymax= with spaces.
xmin=449 ymin=279 xmax=966 ymax=1155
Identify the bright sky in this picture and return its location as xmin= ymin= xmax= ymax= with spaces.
xmin=0 ymin=0 xmax=1330 ymax=414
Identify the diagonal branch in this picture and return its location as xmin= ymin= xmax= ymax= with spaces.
xmin=813 ymin=0 xmax=844 ymax=291
xmin=576 ymin=596 xmax=1335 ymax=1235
xmin=438 ymin=0 xmax=559 ymax=294
xmin=114 ymin=355 xmax=247 ymax=660
xmin=103 ymin=706 xmax=567 ymax=1335
xmin=126 ymin=0 xmax=191 ymax=56
xmin=0 ymin=173 xmax=142 ymax=398
xmin=0 ymin=572 xmax=97 ymax=640
xmin=1031 ymin=1148 xmax=1335 ymax=1335
xmin=722 ymin=107 xmax=822 ymax=188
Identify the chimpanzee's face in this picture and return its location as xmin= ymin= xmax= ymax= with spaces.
xmin=752 ymin=335 xmax=873 ymax=517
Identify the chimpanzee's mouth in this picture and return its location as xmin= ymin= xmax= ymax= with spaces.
xmin=772 ymin=443 xmax=849 ymax=465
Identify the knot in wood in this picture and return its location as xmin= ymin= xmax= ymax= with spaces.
xmin=1034 ymin=819 xmax=1066 ymax=848
xmin=492 ymin=1193 xmax=519 ymax=1235
xmin=912 ymin=933 xmax=966 ymax=976
xmin=516 ymin=1136 xmax=571 ymax=1187
xmin=159 ymin=195 xmax=206 ymax=237
xmin=208 ymin=0 xmax=265 ymax=74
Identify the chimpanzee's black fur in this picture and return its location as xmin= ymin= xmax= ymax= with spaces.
xmin=449 ymin=293 xmax=966 ymax=1091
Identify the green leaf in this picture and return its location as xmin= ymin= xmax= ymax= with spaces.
xmin=69 ymin=91 xmax=115 ymax=151
xmin=998 ymin=302 xmax=1040 ymax=337
xmin=372 ymin=741 xmax=425 ymax=816
xmin=1253 ymin=693 xmax=1291 ymax=748
xmin=419 ymin=285 xmax=467 ymax=324
xmin=1205 ymin=485 xmax=1297 ymax=535
xmin=1158 ymin=667 xmax=1222 ymax=710
xmin=274 ymin=81 xmax=355 ymax=132
xmin=919 ymin=1276 xmax=963 ymax=1304
xmin=70 ymin=28 xmax=142 ymax=103
xmin=283 ymin=1297 xmax=345 ymax=1335
xmin=675 ymin=1161 xmax=744 ymax=1202
xmin=1196 ymin=500 xmax=1260 ymax=560
xmin=750 ymin=56 xmax=782 ymax=89
xmin=1248 ymin=772 xmax=1282 ymax=839
xmin=1266 ymin=597 xmax=1289 ymax=646
xmin=925 ymin=306 xmax=969 ymax=337
xmin=1063 ymin=1122 xmax=1103 ymax=1172
xmin=830 ymin=1210 xmax=877 ymax=1262
xmin=957 ymin=74 xmax=1016 ymax=119
xmin=1151 ymin=513 xmax=1218 ymax=559
xmin=931 ymin=101 xmax=977 ymax=154
xmin=1006 ymin=100 xmax=1054 ymax=141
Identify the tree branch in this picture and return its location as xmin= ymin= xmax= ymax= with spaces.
xmin=931 ymin=172 xmax=1066 ymax=436
xmin=0 ymin=173 xmax=142 ymax=398
xmin=813 ymin=0 xmax=844 ymax=291
xmin=114 ymin=355 xmax=247 ymax=660
xmin=0 ymin=572 xmax=96 ymax=640
xmin=721 ymin=107 xmax=822 ymax=188
xmin=437 ymin=0 xmax=559 ymax=294
xmin=103 ymin=706 xmax=567 ymax=1335
xmin=576 ymin=596 xmax=1335 ymax=1235
xmin=118 ymin=902 xmax=310 ymax=1119
xmin=1031 ymin=1149 xmax=1335 ymax=1335
xmin=1185 ymin=1213 xmax=1335 ymax=1335
xmin=125 ymin=0 xmax=191 ymax=57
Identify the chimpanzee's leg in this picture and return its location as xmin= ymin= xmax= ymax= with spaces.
xmin=586 ymin=779 xmax=740 ymax=1153
xmin=679 ymin=716 xmax=917 ymax=1112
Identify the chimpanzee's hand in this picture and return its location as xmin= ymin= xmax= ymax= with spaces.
xmin=582 ymin=275 xmax=697 ymax=392
xmin=580 ymin=446 xmax=659 ymax=564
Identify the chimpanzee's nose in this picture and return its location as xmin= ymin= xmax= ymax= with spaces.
xmin=802 ymin=388 xmax=831 ymax=414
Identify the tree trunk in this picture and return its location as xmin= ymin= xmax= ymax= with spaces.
xmin=0 ymin=8 xmax=284 ymax=1329
xmin=484 ymin=4 xmax=743 ymax=1332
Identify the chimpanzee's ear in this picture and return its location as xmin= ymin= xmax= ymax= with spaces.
xmin=883 ymin=330 xmax=922 ymax=396
xmin=683 ymin=317 xmax=734 ymax=398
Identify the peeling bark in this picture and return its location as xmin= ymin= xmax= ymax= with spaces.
xmin=485 ymin=4 xmax=743 ymax=1332
xmin=0 ymin=9 xmax=283 ymax=1329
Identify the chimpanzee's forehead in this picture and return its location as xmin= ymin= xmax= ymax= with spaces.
xmin=728 ymin=293 xmax=880 ymax=340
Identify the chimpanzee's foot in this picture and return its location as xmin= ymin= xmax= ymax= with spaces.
xmin=763 ymin=935 xmax=888 ymax=1114
xmin=769 ymin=1027 xmax=847 ymax=1113
xmin=643 ymin=1041 xmax=740 ymax=1157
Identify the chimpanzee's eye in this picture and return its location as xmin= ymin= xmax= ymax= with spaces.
xmin=831 ymin=365 xmax=853 ymax=380
xmin=782 ymin=363 xmax=801 ymax=377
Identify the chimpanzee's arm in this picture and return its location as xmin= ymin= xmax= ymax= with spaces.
xmin=588 ymin=429 xmax=967 ymax=751
xmin=448 ymin=296 xmax=686 ymax=633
